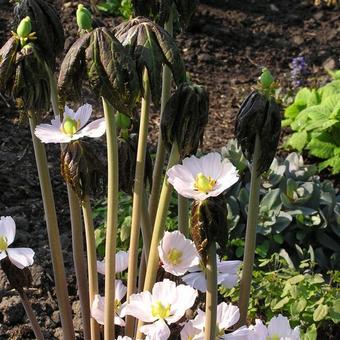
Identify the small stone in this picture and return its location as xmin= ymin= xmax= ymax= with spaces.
xmin=72 ymin=301 xmax=83 ymax=331
xmin=51 ymin=310 xmax=60 ymax=325
xmin=54 ymin=327 xmax=64 ymax=339
xmin=198 ymin=53 xmax=213 ymax=63
xmin=292 ymin=35 xmax=304 ymax=45
xmin=323 ymin=57 xmax=336 ymax=70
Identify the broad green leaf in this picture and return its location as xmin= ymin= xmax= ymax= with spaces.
xmin=307 ymin=134 xmax=335 ymax=159
xmin=284 ymin=104 xmax=300 ymax=120
xmin=322 ymin=93 xmax=340 ymax=112
xmin=319 ymin=156 xmax=340 ymax=174
xmin=287 ymin=274 xmax=305 ymax=285
xmin=287 ymin=131 xmax=308 ymax=152
xmin=313 ymin=304 xmax=328 ymax=321
xmin=301 ymin=324 xmax=317 ymax=340
xmin=294 ymin=87 xmax=312 ymax=107
xmin=273 ymin=296 xmax=290 ymax=310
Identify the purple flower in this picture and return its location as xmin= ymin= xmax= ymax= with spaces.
xmin=290 ymin=56 xmax=308 ymax=88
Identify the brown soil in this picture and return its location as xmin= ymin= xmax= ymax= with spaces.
xmin=0 ymin=0 xmax=339 ymax=338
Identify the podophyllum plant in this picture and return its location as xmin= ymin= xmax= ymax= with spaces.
xmin=0 ymin=2 xmax=307 ymax=340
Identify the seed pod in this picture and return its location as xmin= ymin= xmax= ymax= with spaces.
xmin=118 ymin=134 xmax=153 ymax=195
xmin=76 ymin=4 xmax=93 ymax=32
xmin=235 ymin=91 xmax=281 ymax=175
xmin=16 ymin=16 xmax=32 ymax=38
xmin=58 ymin=27 xmax=139 ymax=115
xmin=14 ymin=0 xmax=64 ymax=70
xmin=191 ymin=196 xmax=228 ymax=264
xmin=12 ymin=43 xmax=51 ymax=112
xmin=1 ymin=257 xmax=32 ymax=293
xmin=61 ymin=141 xmax=105 ymax=201
xmin=161 ymin=82 xmax=209 ymax=158
xmin=113 ymin=16 xmax=186 ymax=107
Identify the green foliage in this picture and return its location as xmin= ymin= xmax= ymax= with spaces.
xmin=97 ymin=0 xmax=133 ymax=19
xmin=221 ymin=140 xmax=340 ymax=271
xmin=283 ymin=75 xmax=340 ymax=174
xmin=220 ymin=253 xmax=340 ymax=337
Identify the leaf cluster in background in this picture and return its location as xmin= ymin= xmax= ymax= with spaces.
xmin=221 ymin=140 xmax=340 ymax=271
xmin=96 ymin=0 xmax=133 ymax=19
xmin=220 ymin=254 xmax=340 ymax=339
xmin=282 ymin=73 xmax=340 ymax=174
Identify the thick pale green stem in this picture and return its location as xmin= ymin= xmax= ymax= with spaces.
xmin=136 ymin=143 xmax=180 ymax=338
xmin=102 ymin=97 xmax=119 ymax=340
xmin=82 ymin=196 xmax=100 ymax=340
xmin=205 ymin=242 xmax=218 ymax=340
xmin=148 ymin=9 xmax=174 ymax=225
xmin=67 ymin=185 xmax=91 ymax=340
xmin=28 ymin=114 xmax=75 ymax=340
xmin=178 ymin=195 xmax=189 ymax=237
xmin=126 ymin=69 xmax=151 ymax=337
xmin=19 ymin=290 xmax=45 ymax=340
xmin=237 ymin=134 xmax=261 ymax=326
xmin=47 ymin=66 xmax=90 ymax=339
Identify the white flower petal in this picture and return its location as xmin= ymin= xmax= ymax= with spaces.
xmin=35 ymin=124 xmax=72 ymax=144
xmin=115 ymin=279 xmax=127 ymax=301
xmin=182 ymin=271 xmax=207 ymax=292
xmin=74 ymin=103 xmax=92 ymax=129
xmin=140 ymin=319 xmax=170 ymax=340
xmin=223 ymin=325 xmax=250 ymax=339
xmin=117 ymin=336 xmax=132 ymax=340
xmin=268 ymin=314 xmax=292 ymax=338
xmin=51 ymin=116 xmax=61 ymax=128
xmin=125 ymin=291 xmax=155 ymax=323
xmin=116 ymin=250 xmax=129 ymax=273
xmin=77 ymin=118 xmax=106 ymax=139
xmin=97 ymin=260 xmax=105 ymax=275
xmin=200 ymin=152 xmax=223 ymax=179
xmin=64 ymin=105 xmax=76 ymax=119
xmin=0 ymin=216 xmax=16 ymax=246
xmin=167 ymin=284 xmax=197 ymax=324
xmin=217 ymin=302 xmax=240 ymax=331
xmin=152 ymin=279 xmax=176 ymax=305
xmin=91 ymin=294 xmax=105 ymax=325
xmin=180 ymin=320 xmax=201 ymax=340
xmin=0 ymin=251 xmax=7 ymax=261
xmin=191 ymin=309 xmax=205 ymax=330
xmin=248 ymin=319 xmax=268 ymax=340
xmin=7 ymin=247 xmax=34 ymax=269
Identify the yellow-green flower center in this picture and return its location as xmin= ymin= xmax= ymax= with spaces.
xmin=115 ymin=299 xmax=121 ymax=311
xmin=0 ymin=236 xmax=8 ymax=252
xmin=167 ymin=248 xmax=183 ymax=265
xmin=194 ymin=173 xmax=216 ymax=193
xmin=267 ymin=336 xmax=280 ymax=340
xmin=151 ymin=301 xmax=171 ymax=319
xmin=61 ymin=117 xmax=80 ymax=136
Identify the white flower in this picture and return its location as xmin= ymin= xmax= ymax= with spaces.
xmin=248 ymin=315 xmax=300 ymax=340
xmin=117 ymin=337 xmax=132 ymax=340
xmin=90 ymin=280 xmax=127 ymax=326
xmin=182 ymin=257 xmax=241 ymax=292
xmin=167 ymin=152 xmax=239 ymax=201
xmin=0 ymin=216 xmax=34 ymax=269
xmin=34 ymin=104 xmax=106 ymax=144
xmin=191 ymin=302 xmax=247 ymax=339
xmin=180 ymin=320 xmax=201 ymax=340
xmin=124 ymin=279 xmax=198 ymax=339
xmin=97 ymin=250 xmax=129 ymax=275
xmin=158 ymin=231 xmax=200 ymax=276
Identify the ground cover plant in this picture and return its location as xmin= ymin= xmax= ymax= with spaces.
xmin=0 ymin=0 xmax=339 ymax=339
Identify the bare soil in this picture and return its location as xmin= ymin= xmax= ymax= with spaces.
xmin=0 ymin=0 xmax=339 ymax=338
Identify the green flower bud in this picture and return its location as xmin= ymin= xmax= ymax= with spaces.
xmin=259 ymin=67 xmax=274 ymax=89
xmin=161 ymin=82 xmax=209 ymax=158
xmin=115 ymin=112 xmax=131 ymax=129
xmin=62 ymin=117 xmax=78 ymax=136
xmin=16 ymin=16 xmax=32 ymax=38
xmin=191 ymin=196 xmax=228 ymax=264
xmin=76 ymin=4 xmax=93 ymax=31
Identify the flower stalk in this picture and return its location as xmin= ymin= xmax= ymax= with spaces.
xmin=237 ymin=134 xmax=261 ymax=326
xmin=101 ymin=97 xmax=119 ymax=340
xmin=205 ymin=241 xmax=218 ymax=340
xmin=136 ymin=142 xmax=180 ymax=338
xmin=126 ymin=68 xmax=151 ymax=337
xmin=178 ymin=194 xmax=189 ymax=237
xmin=81 ymin=196 xmax=100 ymax=340
xmin=148 ymin=7 xmax=174 ymax=225
xmin=28 ymin=113 xmax=75 ymax=340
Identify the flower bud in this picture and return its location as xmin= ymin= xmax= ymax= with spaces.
xmin=161 ymin=82 xmax=209 ymax=158
xmin=115 ymin=112 xmax=131 ymax=129
xmin=235 ymin=90 xmax=281 ymax=175
xmin=16 ymin=16 xmax=32 ymax=38
xmin=61 ymin=141 xmax=105 ymax=201
xmin=259 ymin=67 xmax=274 ymax=89
xmin=76 ymin=4 xmax=93 ymax=31
xmin=191 ymin=196 xmax=228 ymax=264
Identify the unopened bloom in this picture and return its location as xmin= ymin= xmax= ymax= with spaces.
xmin=248 ymin=315 xmax=300 ymax=340
xmin=0 ymin=216 xmax=34 ymax=269
xmin=97 ymin=250 xmax=129 ymax=275
xmin=167 ymin=152 xmax=239 ymax=201
xmin=91 ymin=279 xmax=127 ymax=326
xmin=35 ymin=104 xmax=105 ymax=143
xmin=183 ymin=259 xmax=241 ymax=292
xmin=158 ymin=231 xmax=200 ymax=276
xmin=124 ymin=279 xmax=198 ymax=339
